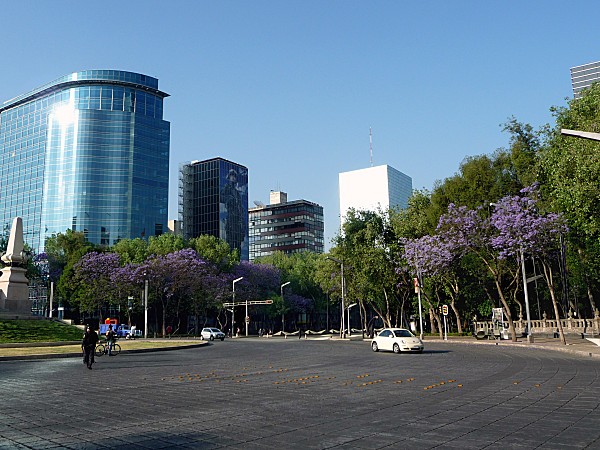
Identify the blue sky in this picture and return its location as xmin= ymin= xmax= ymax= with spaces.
xmin=1 ymin=1 xmax=599 ymax=249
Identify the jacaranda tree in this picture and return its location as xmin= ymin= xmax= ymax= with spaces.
xmin=490 ymin=185 xmax=568 ymax=344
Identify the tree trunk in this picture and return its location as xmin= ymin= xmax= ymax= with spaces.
xmin=479 ymin=254 xmax=518 ymax=342
xmin=449 ymin=300 xmax=462 ymax=334
xmin=383 ymin=289 xmax=392 ymax=328
xmin=494 ymin=277 xmax=517 ymax=342
xmin=448 ymin=277 xmax=463 ymax=334
xmin=542 ymin=260 xmax=566 ymax=345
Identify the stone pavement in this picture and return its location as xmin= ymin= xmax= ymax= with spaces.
xmin=1 ymin=336 xmax=600 ymax=449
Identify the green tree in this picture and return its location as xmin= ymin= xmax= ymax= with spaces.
xmin=112 ymin=238 xmax=149 ymax=264
xmin=540 ymin=82 xmax=600 ymax=314
xmin=44 ymin=230 xmax=95 ymax=309
xmin=258 ymin=251 xmax=326 ymax=330
xmin=147 ymin=233 xmax=185 ymax=256
xmin=331 ymin=209 xmax=405 ymax=332
xmin=188 ymin=234 xmax=239 ymax=272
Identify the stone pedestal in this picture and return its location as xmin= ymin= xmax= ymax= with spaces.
xmin=0 ymin=267 xmax=31 ymax=314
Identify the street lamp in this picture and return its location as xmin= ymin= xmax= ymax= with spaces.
xmin=47 ymin=275 xmax=54 ymax=319
xmin=280 ymin=281 xmax=291 ymax=333
xmin=346 ymin=303 xmax=357 ymax=336
xmin=415 ymin=272 xmax=424 ymax=340
xmin=326 ymin=256 xmax=345 ymax=339
xmin=144 ymin=274 xmax=149 ymax=339
xmin=520 ymin=248 xmax=533 ymax=343
xmin=233 ymin=277 xmax=243 ymax=337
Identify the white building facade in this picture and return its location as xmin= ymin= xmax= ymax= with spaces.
xmin=339 ymin=164 xmax=412 ymax=224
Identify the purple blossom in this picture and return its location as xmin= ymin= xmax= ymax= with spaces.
xmin=231 ymin=261 xmax=281 ymax=302
xmin=286 ymin=293 xmax=313 ymax=312
xmin=490 ymin=186 xmax=567 ymax=259
xmin=403 ymin=235 xmax=454 ymax=275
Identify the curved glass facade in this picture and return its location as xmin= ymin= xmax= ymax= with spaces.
xmin=0 ymin=70 xmax=170 ymax=251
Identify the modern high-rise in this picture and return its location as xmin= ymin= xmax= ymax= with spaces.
xmin=179 ymin=158 xmax=249 ymax=260
xmin=339 ymin=164 xmax=412 ymax=224
xmin=570 ymin=61 xmax=600 ymax=98
xmin=248 ymin=191 xmax=324 ymax=261
xmin=0 ymin=70 xmax=170 ymax=251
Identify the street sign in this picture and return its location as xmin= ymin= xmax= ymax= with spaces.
xmin=245 ymin=316 xmax=250 ymax=323
xmin=223 ymin=299 xmax=274 ymax=308
xmin=442 ymin=305 xmax=448 ymax=316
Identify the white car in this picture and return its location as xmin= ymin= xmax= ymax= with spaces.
xmin=371 ymin=328 xmax=424 ymax=354
xmin=201 ymin=327 xmax=225 ymax=341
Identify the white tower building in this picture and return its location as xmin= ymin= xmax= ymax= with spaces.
xmin=339 ymin=164 xmax=412 ymax=225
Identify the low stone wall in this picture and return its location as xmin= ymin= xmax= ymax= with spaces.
xmin=475 ymin=312 xmax=600 ymax=336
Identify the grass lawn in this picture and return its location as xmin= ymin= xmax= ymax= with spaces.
xmin=0 ymin=339 xmax=205 ymax=357
xmin=0 ymin=319 xmax=207 ymax=357
xmin=0 ymin=319 xmax=83 ymax=343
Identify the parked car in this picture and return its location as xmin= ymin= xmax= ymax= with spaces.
xmin=99 ymin=324 xmax=143 ymax=339
xmin=201 ymin=327 xmax=226 ymax=341
xmin=371 ymin=328 xmax=424 ymax=354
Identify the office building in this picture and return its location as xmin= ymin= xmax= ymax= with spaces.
xmin=339 ymin=164 xmax=412 ymax=224
xmin=0 ymin=70 xmax=170 ymax=251
xmin=179 ymin=158 xmax=249 ymax=260
xmin=571 ymin=61 xmax=600 ymax=98
xmin=249 ymin=191 xmax=324 ymax=261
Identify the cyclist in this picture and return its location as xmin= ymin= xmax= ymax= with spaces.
xmin=106 ymin=325 xmax=116 ymax=356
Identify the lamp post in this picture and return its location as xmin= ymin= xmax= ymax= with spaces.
xmin=47 ymin=276 xmax=54 ymax=319
xmin=520 ymin=247 xmax=533 ymax=343
xmin=144 ymin=276 xmax=148 ymax=339
xmin=415 ymin=272 xmax=424 ymax=340
xmin=347 ymin=303 xmax=357 ymax=336
xmin=326 ymin=256 xmax=345 ymax=339
xmin=280 ymin=281 xmax=291 ymax=332
xmin=233 ymin=277 xmax=243 ymax=337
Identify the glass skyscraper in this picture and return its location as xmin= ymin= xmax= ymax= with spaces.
xmin=0 ymin=70 xmax=170 ymax=251
xmin=179 ymin=158 xmax=249 ymax=260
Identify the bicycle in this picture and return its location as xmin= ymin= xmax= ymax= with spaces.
xmin=95 ymin=340 xmax=121 ymax=357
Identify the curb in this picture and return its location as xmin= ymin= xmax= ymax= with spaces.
xmin=0 ymin=342 xmax=208 ymax=362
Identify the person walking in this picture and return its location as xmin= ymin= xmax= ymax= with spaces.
xmin=82 ymin=325 xmax=99 ymax=369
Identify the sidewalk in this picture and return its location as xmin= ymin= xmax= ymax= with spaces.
xmin=427 ymin=334 xmax=600 ymax=359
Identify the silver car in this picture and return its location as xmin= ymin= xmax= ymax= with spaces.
xmin=371 ymin=328 xmax=424 ymax=353
xmin=201 ymin=327 xmax=225 ymax=341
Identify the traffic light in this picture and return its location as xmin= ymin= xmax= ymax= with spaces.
xmin=442 ymin=305 xmax=448 ymax=316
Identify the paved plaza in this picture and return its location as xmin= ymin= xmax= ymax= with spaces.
xmin=1 ymin=338 xmax=599 ymax=449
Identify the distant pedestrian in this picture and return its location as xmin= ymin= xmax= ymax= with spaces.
xmin=298 ymin=328 xmax=303 ymax=339
xmin=82 ymin=325 xmax=99 ymax=370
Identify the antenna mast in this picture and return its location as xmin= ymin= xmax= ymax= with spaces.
xmin=369 ymin=127 xmax=373 ymax=166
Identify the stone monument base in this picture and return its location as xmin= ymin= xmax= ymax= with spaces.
xmin=0 ymin=267 xmax=32 ymax=314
